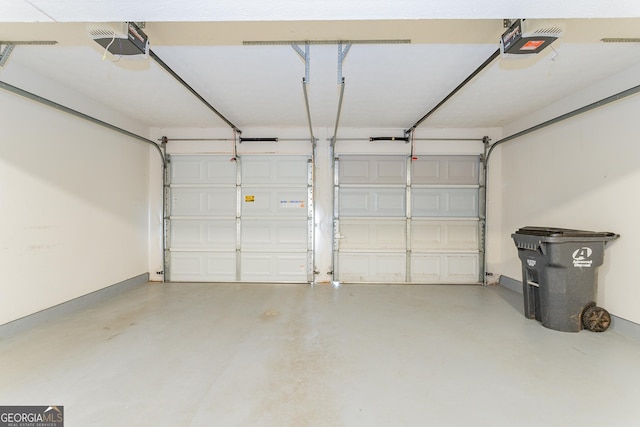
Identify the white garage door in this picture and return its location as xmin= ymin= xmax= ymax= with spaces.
xmin=167 ymin=154 xmax=312 ymax=282
xmin=334 ymin=155 xmax=481 ymax=284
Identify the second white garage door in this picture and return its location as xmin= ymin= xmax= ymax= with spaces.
xmin=334 ymin=154 xmax=481 ymax=284
xmin=167 ymin=154 xmax=312 ymax=282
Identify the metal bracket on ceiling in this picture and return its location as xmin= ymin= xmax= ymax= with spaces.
xmin=291 ymin=43 xmax=310 ymax=83
xmin=290 ymin=43 xmax=315 ymax=144
xmin=0 ymin=40 xmax=58 ymax=68
xmin=0 ymin=43 xmax=15 ymax=67
xmin=337 ymin=42 xmax=352 ymax=84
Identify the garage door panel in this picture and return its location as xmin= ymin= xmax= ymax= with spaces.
xmin=446 ymin=255 xmax=479 ymax=282
xmin=409 ymin=255 xmax=441 ymax=282
xmin=338 ymin=219 xmax=406 ymax=250
xmin=411 ymin=254 xmax=479 ymax=283
xmin=411 ymin=191 xmax=441 ymax=216
xmin=171 ymin=188 xmax=237 ymax=217
xmin=448 ymin=222 xmax=479 ymax=248
xmin=242 ymin=219 xmax=308 ymax=251
xmin=340 ymin=159 xmax=369 ymax=182
xmin=412 ymin=156 xmax=479 ymax=185
xmin=449 ymin=159 xmax=478 ymax=183
xmin=169 ymin=154 xmax=311 ymax=283
xmin=339 ymin=156 xmax=407 ymax=185
xmin=378 ymin=159 xmax=407 ymax=183
xmin=339 ymin=188 xmax=406 ymax=217
xmin=241 ymin=155 xmax=308 ymax=185
xmin=242 ymin=187 xmax=308 ymax=218
xmin=412 ymin=159 xmax=440 ymax=183
xmin=411 ymin=220 xmax=479 ymax=250
xmin=412 ymin=188 xmax=478 ymax=217
xmin=449 ymin=191 xmax=478 ymax=215
xmin=171 ymin=155 xmax=236 ymax=185
xmin=335 ymin=153 xmax=481 ymax=284
xmin=170 ymin=219 xmax=236 ymax=250
xmin=338 ymin=253 xmax=406 ymax=282
xmin=241 ymin=253 xmax=307 ymax=282
xmin=169 ymin=252 xmax=236 ymax=282
xmin=412 ymin=222 xmax=443 ymax=248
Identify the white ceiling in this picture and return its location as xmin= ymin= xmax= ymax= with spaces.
xmin=2 ymin=0 xmax=640 ymax=21
xmin=2 ymin=2 xmax=640 ymax=133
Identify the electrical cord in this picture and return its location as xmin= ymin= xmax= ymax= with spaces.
xmin=102 ymin=31 xmax=116 ymax=61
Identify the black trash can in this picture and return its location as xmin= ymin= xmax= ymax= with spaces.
xmin=511 ymin=226 xmax=619 ymax=332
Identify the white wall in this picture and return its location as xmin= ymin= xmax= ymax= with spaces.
xmin=493 ymin=63 xmax=640 ymax=324
xmin=0 ymin=66 xmax=151 ymax=325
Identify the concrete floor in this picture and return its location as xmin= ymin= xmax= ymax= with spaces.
xmin=1 ymin=283 xmax=639 ymax=426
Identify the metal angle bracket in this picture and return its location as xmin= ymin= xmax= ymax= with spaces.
xmin=0 ymin=43 xmax=15 ymax=67
xmin=0 ymin=41 xmax=57 ymax=68
xmin=291 ymin=43 xmax=310 ymax=83
xmin=480 ymin=136 xmax=491 ymax=163
xmin=337 ymin=42 xmax=352 ymax=84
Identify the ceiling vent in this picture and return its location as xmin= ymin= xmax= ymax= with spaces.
xmin=500 ymin=19 xmax=565 ymax=56
xmin=88 ymin=22 xmax=149 ymax=58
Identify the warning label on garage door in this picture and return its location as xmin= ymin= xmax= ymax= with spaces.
xmin=245 ymin=195 xmax=255 ymax=202
xmin=280 ymin=200 xmax=305 ymax=208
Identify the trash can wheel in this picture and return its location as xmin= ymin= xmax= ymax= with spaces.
xmin=582 ymin=305 xmax=611 ymax=332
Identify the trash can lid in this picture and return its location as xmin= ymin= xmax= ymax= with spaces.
xmin=514 ymin=226 xmax=617 ymax=238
